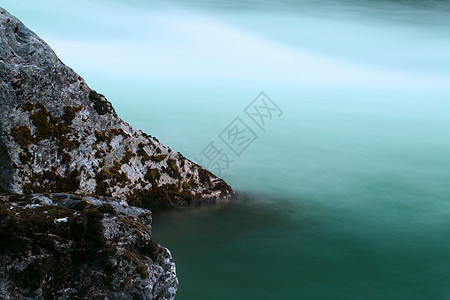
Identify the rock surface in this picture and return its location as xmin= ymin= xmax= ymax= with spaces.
xmin=0 ymin=7 xmax=235 ymax=210
xmin=0 ymin=7 xmax=238 ymax=300
xmin=0 ymin=193 xmax=177 ymax=299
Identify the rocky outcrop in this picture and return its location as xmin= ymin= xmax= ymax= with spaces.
xmin=0 ymin=7 xmax=235 ymax=210
xmin=0 ymin=7 xmax=238 ymax=300
xmin=0 ymin=193 xmax=177 ymax=299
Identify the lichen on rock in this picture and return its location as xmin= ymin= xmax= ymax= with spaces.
xmin=0 ymin=192 xmax=178 ymax=299
xmin=0 ymin=6 xmax=237 ymax=300
xmin=0 ymin=7 xmax=235 ymax=209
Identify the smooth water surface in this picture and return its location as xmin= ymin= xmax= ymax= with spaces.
xmin=3 ymin=0 xmax=450 ymax=298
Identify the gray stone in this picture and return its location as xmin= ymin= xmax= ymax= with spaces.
xmin=0 ymin=6 xmax=239 ymax=299
xmin=0 ymin=7 xmax=235 ymax=210
xmin=0 ymin=193 xmax=178 ymax=299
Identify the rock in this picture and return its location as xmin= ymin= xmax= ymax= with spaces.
xmin=0 ymin=7 xmax=238 ymax=300
xmin=0 ymin=192 xmax=177 ymax=299
xmin=0 ymin=7 xmax=235 ymax=210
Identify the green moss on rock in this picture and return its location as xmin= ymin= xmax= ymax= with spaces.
xmin=94 ymin=128 xmax=129 ymax=146
xmin=95 ymin=161 xmax=129 ymax=195
xmin=127 ymin=183 xmax=196 ymax=212
xmin=94 ymin=130 xmax=107 ymax=143
xmin=108 ymin=128 xmax=129 ymax=140
xmin=89 ymin=89 xmax=115 ymax=115
xmin=29 ymin=103 xmax=62 ymax=140
xmin=21 ymin=101 xmax=35 ymax=112
xmin=21 ymin=102 xmax=83 ymax=155
xmin=19 ymin=152 xmax=32 ymax=164
xmin=62 ymin=105 xmax=83 ymax=124
xmin=166 ymin=159 xmax=180 ymax=178
xmin=144 ymin=168 xmax=160 ymax=185
xmin=137 ymin=143 xmax=151 ymax=162
xmin=11 ymin=125 xmax=32 ymax=149
xmin=120 ymin=150 xmax=134 ymax=164
xmin=149 ymin=154 xmax=167 ymax=162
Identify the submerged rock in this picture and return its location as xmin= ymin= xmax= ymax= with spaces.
xmin=0 ymin=7 xmax=235 ymax=210
xmin=0 ymin=193 xmax=177 ymax=299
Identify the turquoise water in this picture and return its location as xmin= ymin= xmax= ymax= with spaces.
xmin=4 ymin=0 xmax=450 ymax=298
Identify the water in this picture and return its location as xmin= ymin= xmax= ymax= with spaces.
xmin=3 ymin=0 xmax=450 ymax=298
